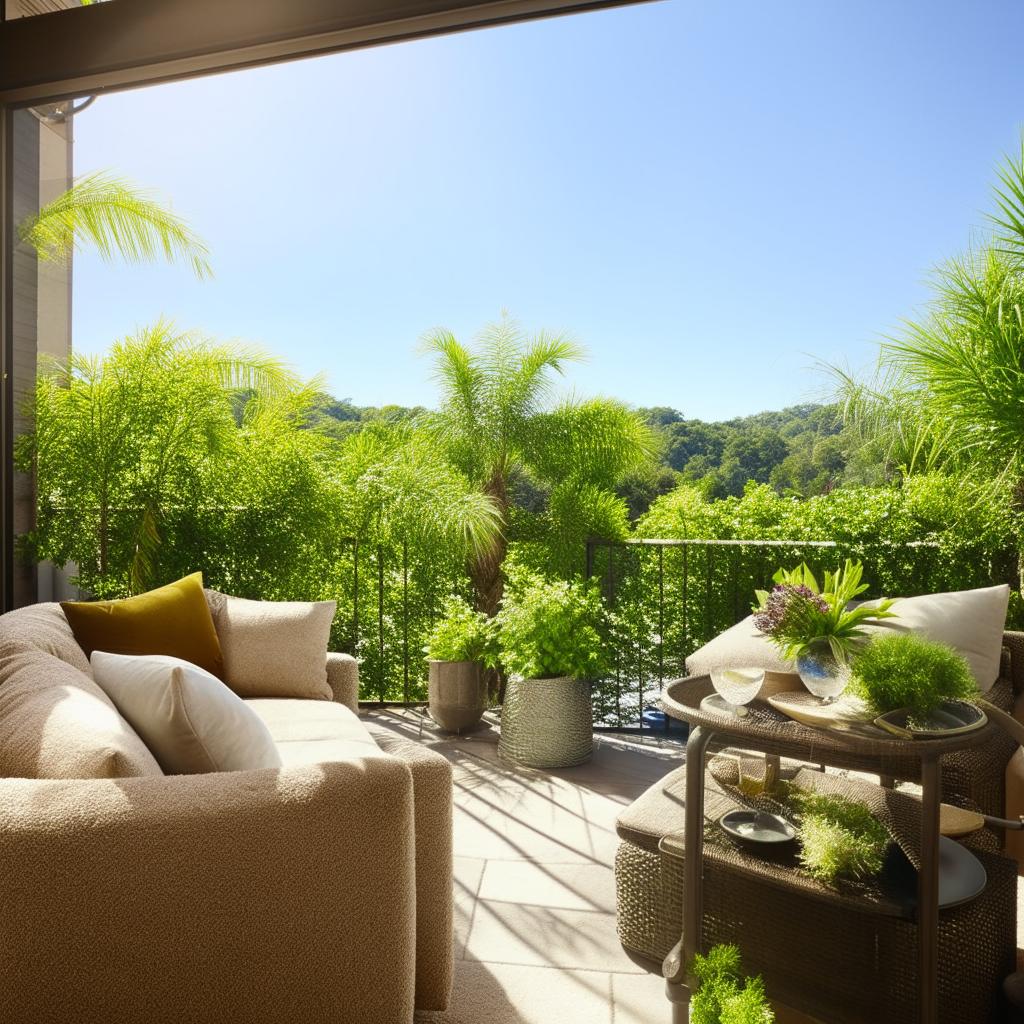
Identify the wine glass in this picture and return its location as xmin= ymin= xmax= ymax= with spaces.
xmin=709 ymin=666 xmax=765 ymax=717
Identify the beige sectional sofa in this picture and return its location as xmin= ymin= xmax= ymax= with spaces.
xmin=0 ymin=602 xmax=452 ymax=1024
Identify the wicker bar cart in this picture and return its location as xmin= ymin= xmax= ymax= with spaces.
xmin=647 ymin=675 xmax=1017 ymax=1024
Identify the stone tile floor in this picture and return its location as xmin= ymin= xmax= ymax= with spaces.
xmin=367 ymin=708 xmax=823 ymax=1024
xmin=367 ymin=708 xmax=677 ymax=1023
xmin=367 ymin=708 xmax=1024 ymax=1024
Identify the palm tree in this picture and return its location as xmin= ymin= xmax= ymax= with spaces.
xmin=422 ymin=316 xmax=655 ymax=616
xmin=18 ymin=171 xmax=212 ymax=278
xmin=831 ymin=135 xmax=1024 ymax=580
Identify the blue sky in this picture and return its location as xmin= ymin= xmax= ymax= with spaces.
xmin=70 ymin=0 xmax=1024 ymax=419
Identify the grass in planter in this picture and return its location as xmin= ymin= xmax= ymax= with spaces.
xmin=848 ymin=632 xmax=976 ymax=726
xmin=790 ymin=790 xmax=890 ymax=885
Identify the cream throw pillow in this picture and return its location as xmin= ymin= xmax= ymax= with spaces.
xmin=91 ymin=651 xmax=282 ymax=774
xmin=865 ymin=584 xmax=1010 ymax=692
xmin=205 ymin=591 xmax=336 ymax=700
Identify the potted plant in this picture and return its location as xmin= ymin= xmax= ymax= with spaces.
xmin=753 ymin=560 xmax=896 ymax=703
xmin=424 ymin=596 xmax=496 ymax=733
xmin=847 ymin=632 xmax=977 ymax=734
xmin=495 ymin=568 xmax=607 ymax=768
xmin=689 ymin=943 xmax=775 ymax=1024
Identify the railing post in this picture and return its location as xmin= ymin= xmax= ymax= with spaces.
xmin=377 ymin=544 xmax=385 ymax=702
xmin=402 ymin=538 xmax=409 ymax=705
xmin=352 ymin=538 xmax=359 ymax=653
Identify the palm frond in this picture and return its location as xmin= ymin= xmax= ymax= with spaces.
xmin=19 ymin=171 xmax=212 ymax=279
xmin=526 ymin=395 xmax=656 ymax=489
xmin=991 ymin=132 xmax=1024 ymax=264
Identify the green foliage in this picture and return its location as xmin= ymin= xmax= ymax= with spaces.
xmin=19 ymin=171 xmax=212 ymax=279
xmin=424 ymin=596 xmax=497 ymax=665
xmin=690 ymin=944 xmax=774 ymax=1024
xmin=829 ymin=132 xmax=1024 ymax=574
xmin=421 ymin=314 xmax=656 ymax=612
xmin=638 ymin=403 xmax=845 ymax=504
xmin=790 ymin=791 xmax=890 ymax=884
xmin=496 ymin=568 xmax=608 ymax=680
xmin=18 ymin=319 xmax=315 ymax=596
xmin=752 ymin=560 xmax=896 ymax=661
xmin=848 ymin=633 xmax=976 ymax=723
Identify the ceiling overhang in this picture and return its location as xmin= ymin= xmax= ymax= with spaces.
xmin=0 ymin=0 xmax=652 ymax=106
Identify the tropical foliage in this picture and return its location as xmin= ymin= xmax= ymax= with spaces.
xmin=832 ymin=134 xmax=1024 ymax=582
xmin=21 ymin=134 xmax=1024 ymax=717
xmin=421 ymin=317 xmax=655 ymax=612
xmin=20 ymin=171 xmax=212 ymax=278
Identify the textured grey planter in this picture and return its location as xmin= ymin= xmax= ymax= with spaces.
xmin=428 ymin=660 xmax=488 ymax=733
xmin=498 ymin=676 xmax=593 ymax=768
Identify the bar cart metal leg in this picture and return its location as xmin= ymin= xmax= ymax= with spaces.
xmin=663 ymin=726 xmax=715 ymax=1020
xmin=918 ymin=755 xmax=940 ymax=1024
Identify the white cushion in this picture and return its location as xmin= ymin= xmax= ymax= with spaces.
xmin=865 ymin=584 xmax=1010 ymax=692
xmin=91 ymin=651 xmax=283 ymax=774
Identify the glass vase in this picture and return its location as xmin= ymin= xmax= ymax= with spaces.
xmin=795 ymin=642 xmax=850 ymax=703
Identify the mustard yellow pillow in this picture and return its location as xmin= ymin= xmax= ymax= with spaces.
xmin=61 ymin=572 xmax=224 ymax=679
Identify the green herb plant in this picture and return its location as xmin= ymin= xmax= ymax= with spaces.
xmin=752 ymin=559 xmax=897 ymax=662
xmin=790 ymin=790 xmax=890 ymax=885
xmin=689 ymin=943 xmax=775 ymax=1024
xmin=495 ymin=567 xmax=608 ymax=680
xmin=423 ymin=596 xmax=497 ymax=665
xmin=848 ymin=632 xmax=976 ymax=725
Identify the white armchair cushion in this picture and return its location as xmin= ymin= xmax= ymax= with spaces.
xmin=865 ymin=584 xmax=1010 ymax=692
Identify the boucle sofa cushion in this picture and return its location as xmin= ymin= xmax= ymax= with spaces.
xmin=62 ymin=572 xmax=224 ymax=678
xmin=246 ymin=697 xmax=382 ymax=765
xmin=863 ymin=584 xmax=1010 ymax=692
xmin=205 ymin=591 xmax=336 ymax=700
xmin=0 ymin=643 xmax=162 ymax=779
xmin=92 ymin=652 xmax=282 ymax=775
xmin=0 ymin=602 xmax=92 ymax=675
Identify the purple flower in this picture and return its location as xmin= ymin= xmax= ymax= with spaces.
xmin=754 ymin=584 xmax=829 ymax=639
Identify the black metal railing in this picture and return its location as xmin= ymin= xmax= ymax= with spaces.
xmin=45 ymin=501 xmax=1012 ymax=732
xmin=583 ymin=536 xmax=963 ymax=733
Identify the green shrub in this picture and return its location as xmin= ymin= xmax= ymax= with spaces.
xmin=423 ymin=596 xmax=496 ymax=664
xmin=496 ymin=567 xmax=608 ymax=680
xmin=791 ymin=790 xmax=889 ymax=884
xmin=690 ymin=943 xmax=774 ymax=1024
xmin=848 ymin=632 xmax=976 ymax=723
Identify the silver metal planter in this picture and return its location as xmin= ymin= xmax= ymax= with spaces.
xmin=428 ymin=660 xmax=488 ymax=733
xmin=499 ymin=675 xmax=593 ymax=768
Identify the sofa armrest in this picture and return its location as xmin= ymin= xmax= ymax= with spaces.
xmin=0 ymin=758 xmax=415 ymax=1024
xmin=365 ymin=724 xmax=454 ymax=1011
xmin=327 ymin=650 xmax=359 ymax=711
